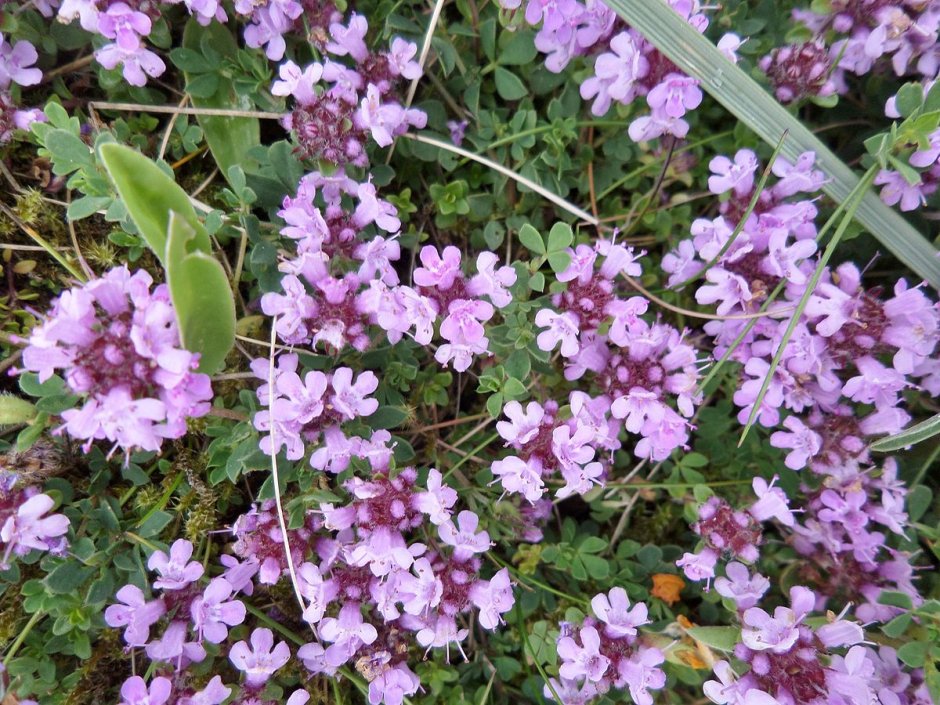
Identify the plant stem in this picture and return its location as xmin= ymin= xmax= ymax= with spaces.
xmin=3 ymin=610 xmax=44 ymax=663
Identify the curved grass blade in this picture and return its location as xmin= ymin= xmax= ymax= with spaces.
xmin=870 ymin=413 xmax=940 ymax=452
xmin=603 ymin=0 xmax=940 ymax=289
xmin=737 ymin=166 xmax=879 ymax=446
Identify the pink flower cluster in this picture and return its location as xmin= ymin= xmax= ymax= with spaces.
xmin=705 ymin=586 xmax=931 ymax=705
xmin=794 ymin=0 xmax=940 ymax=82
xmin=106 ymin=538 xmax=310 ymax=705
xmin=230 ymin=467 xmax=514 ymax=705
xmin=250 ymin=353 xmax=379 ymax=461
xmin=662 ymin=149 xmax=940 ymax=466
xmin=0 ymin=33 xmax=45 ymax=144
xmin=777 ymin=457 xmax=919 ymax=624
xmin=490 ymin=393 xmax=618 ymax=503
xmin=676 ymin=476 xmax=794 ymax=587
xmin=758 ymin=41 xmax=838 ymax=104
xmin=500 ymin=0 xmax=740 ymax=142
xmin=272 ymin=14 xmax=426 ymax=165
xmin=20 ymin=266 xmax=213 ymax=458
xmin=259 ymin=170 xmax=516 ymax=374
xmin=0 ymin=472 xmax=69 ymax=569
xmin=234 ymin=0 xmax=339 ymax=61
xmin=550 ymin=588 xmax=664 ymax=705
xmin=535 ymin=240 xmax=702 ymax=460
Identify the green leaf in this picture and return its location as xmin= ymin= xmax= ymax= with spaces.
xmin=0 ymin=395 xmax=37 ymax=424
xmin=486 ymin=393 xmax=504 ymax=418
xmin=881 ymin=612 xmax=913 ymax=638
xmin=165 ymin=213 xmax=236 ymax=374
xmin=504 ymin=349 xmax=531 ymax=380
xmin=99 ymin=143 xmax=211 ymax=264
xmin=870 ymin=413 xmax=940 ymax=452
xmin=137 ymin=509 xmax=174 ymax=538
xmin=43 ymin=563 xmax=94 ymax=595
xmin=548 ymin=251 xmax=572 ymax=273
xmin=518 ymin=223 xmax=546 ymax=254
xmin=907 ymin=485 xmax=933 ymax=522
xmin=182 ymin=20 xmax=261 ymax=189
xmin=895 ymin=83 xmax=925 ymax=117
xmin=685 ymin=626 xmax=741 ymax=652
xmin=366 ymin=406 xmax=409 ymax=430
xmin=67 ymin=196 xmax=112 ymax=221
xmin=528 ymin=272 xmax=545 ymax=292
xmin=494 ymin=67 xmax=528 ymax=101
xmin=578 ymin=536 xmax=607 ymax=554
xmin=878 ymin=590 xmax=914 ymax=610
xmin=603 ymin=0 xmax=940 ymax=288
xmin=43 ymin=129 xmax=94 ymax=175
xmin=498 ymin=30 xmax=539 ymax=66
xmin=547 ymin=222 xmax=573 ymax=252
xmin=581 ymin=554 xmax=610 ymax=579
xmin=898 ymin=641 xmax=928 ymax=668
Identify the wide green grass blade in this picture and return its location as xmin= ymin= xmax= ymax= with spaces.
xmin=870 ymin=412 xmax=940 ymax=452
xmin=603 ymin=0 xmax=940 ymax=289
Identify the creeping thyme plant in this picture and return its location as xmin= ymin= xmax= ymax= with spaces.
xmin=1 ymin=0 xmax=940 ymax=704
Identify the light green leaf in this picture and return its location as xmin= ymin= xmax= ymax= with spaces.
xmin=99 ymin=143 xmax=211 ymax=263
xmin=0 ymin=395 xmax=36 ymax=425
xmin=685 ymin=626 xmax=741 ymax=652
xmin=603 ymin=0 xmax=940 ymax=288
xmin=518 ymin=223 xmax=545 ymax=254
xmin=494 ymin=66 xmax=528 ymax=101
xmin=181 ymin=20 xmax=261 ymax=189
xmin=870 ymin=412 xmax=940 ymax=452
xmin=166 ymin=213 xmax=235 ymax=373
xmin=547 ymin=222 xmax=573 ymax=252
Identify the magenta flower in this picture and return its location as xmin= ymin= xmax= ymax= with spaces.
xmin=491 ymin=455 xmax=544 ymax=503
xmin=319 ymin=603 xmax=378 ymax=667
xmin=0 ymin=35 xmax=43 ymax=88
xmin=769 ymin=416 xmax=822 ymax=470
xmin=105 ymin=584 xmax=166 ymax=647
xmin=413 ymin=245 xmax=463 ymax=290
xmin=470 ymin=568 xmax=515 ymax=629
xmin=118 ymin=676 xmax=172 ymax=705
xmin=230 ymin=627 xmax=292 ymax=687
xmin=714 ymin=562 xmax=770 ymax=610
xmin=535 ymin=309 xmax=581 ymax=357
xmin=676 ymin=547 xmax=718 ymax=583
xmin=413 ymin=468 xmax=458 ymax=525
xmin=590 ymin=587 xmax=649 ymax=639
xmin=646 ymin=73 xmax=702 ymax=118
xmin=749 ymin=476 xmax=795 ymax=527
xmin=190 ymin=577 xmax=247 ymax=644
xmin=557 ymin=626 xmax=611 ymax=682
xmin=438 ymin=510 xmax=492 ymax=562
xmin=0 ymin=493 xmax=69 ymax=564
xmin=148 ymin=539 xmax=204 ymax=591
xmin=620 ymin=647 xmax=666 ymax=705
xmin=178 ymin=676 xmax=230 ymax=705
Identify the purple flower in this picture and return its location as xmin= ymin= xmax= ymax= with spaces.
xmin=714 ymin=562 xmax=770 ymax=610
xmin=676 ymin=547 xmax=718 ymax=583
xmin=105 ymin=584 xmax=166 ymax=647
xmin=230 ymin=627 xmax=291 ymax=687
xmin=413 ymin=245 xmax=463 ymax=290
xmin=469 ymin=568 xmax=515 ymax=629
xmin=447 ymin=119 xmax=469 ymax=145
xmin=330 ymin=367 xmax=379 ymax=419
xmin=619 ymin=646 xmax=666 ymax=705
xmin=647 ymin=73 xmax=702 ymax=118
xmin=439 ymin=510 xmax=491 ymax=561
xmin=491 ymin=455 xmax=544 ymax=502
xmin=769 ymin=416 xmax=822 ymax=470
xmin=96 ymin=3 xmax=151 ymax=50
xmin=368 ymin=663 xmax=421 ymax=705
xmin=0 ymin=35 xmax=43 ymax=88
xmin=190 ymin=577 xmax=247 ymax=644
xmin=327 ymin=14 xmax=369 ymax=62
xmin=557 ymin=626 xmax=611 ymax=682
xmin=95 ymin=43 xmax=166 ymax=87
xmin=118 ymin=676 xmax=171 ymax=705
xmin=749 ymin=476 xmax=795 ymax=527
xmin=178 ymin=676 xmax=231 ymax=705
xmin=0 ymin=493 xmax=69 ymax=564
xmin=413 ymin=468 xmax=457 ymax=524
xmin=580 ymin=31 xmax=649 ymax=115
xmin=591 ymin=586 xmax=648 ymax=638
xmin=468 ymin=252 xmax=517 ymax=308
xmin=535 ymin=309 xmax=581 ymax=357
xmin=319 ymin=603 xmax=378 ymax=667
xmin=148 ymin=539 xmax=204 ymax=591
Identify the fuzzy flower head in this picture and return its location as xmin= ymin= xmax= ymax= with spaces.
xmin=21 ymin=266 xmax=212 ymax=458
